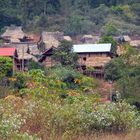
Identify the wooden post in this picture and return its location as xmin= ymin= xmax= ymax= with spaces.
xmin=12 ymin=56 xmax=15 ymax=76
xmin=22 ymin=45 xmax=24 ymax=71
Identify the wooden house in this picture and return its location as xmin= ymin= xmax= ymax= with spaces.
xmin=2 ymin=42 xmax=40 ymax=71
xmin=1 ymin=26 xmax=26 ymax=43
xmin=73 ymin=44 xmax=112 ymax=77
xmin=39 ymin=47 xmax=57 ymax=67
xmin=38 ymin=31 xmax=64 ymax=52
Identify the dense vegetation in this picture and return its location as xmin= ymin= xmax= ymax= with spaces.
xmin=0 ymin=0 xmax=140 ymax=35
xmin=0 ymin=63 xmax=140 ymax=139
xmin=104 ymin=43 xmax=140 ymax=105
xmin=0 ymin=49 xmax=140 ymax=139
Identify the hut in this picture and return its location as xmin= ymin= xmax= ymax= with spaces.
xmin=1 ymin=26 xmax=26 ymax=43
xmin=2 ymin=42 xmax=40 ymax=70
xmin=38 ymin=31 xmax=64 ymax=51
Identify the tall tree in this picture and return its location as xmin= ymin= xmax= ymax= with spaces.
xmin=52 ymin=40 xmax=78 ymax=67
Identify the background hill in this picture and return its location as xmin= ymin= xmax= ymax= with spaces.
xmin=0 ymin=0 xmax=140 ymax=36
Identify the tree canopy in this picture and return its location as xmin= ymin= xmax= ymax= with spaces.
xmin=0 ymin=0 xmax=139 ymax=35
xmin=52 ymin=40 xmax=78 ymax=67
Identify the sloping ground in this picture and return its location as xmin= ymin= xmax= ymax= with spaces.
xmin=75 ymin=131 xmax=140 ymax=140
xmin=96 ymin=80 xmax=112 ymax=99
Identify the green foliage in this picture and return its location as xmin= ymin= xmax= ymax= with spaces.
xmin=46 ymin=66 xmax=96 ymax=92
xmin=104 ymin=58 xmax=125 ymax=81
xmin=0 ymin=94 xmax=140 ymax=139
xmin=11 ymin=72 xmax=28 ymax=90
xmin=0 ymin=0 xmax=139 ymax=35
xmin=116 ymin=62 xmax=140 ymax=105
xmin=28 ymin=61 xmax=44 ymax=71
xmin=0 ymin=58 xmax=140 ymax=138
xmin=52 ymin=40 xmax=78 ymax=67
xmin=12 ymin=132 xmax=40 ymax=140
xmin=105 ymin=44 xmax=140 ymax=105
xmin=100 ymin=36 xmax=117 ymax=56
xmin=65 ymin=13 xmax=94 ymax=35
xmin=0 ymin=39 xmax=4 ymax=45
xmin=103 ymin=23 xmax=118 ymax=36
xmin=0 ymin=57 xmax=13 ymax=79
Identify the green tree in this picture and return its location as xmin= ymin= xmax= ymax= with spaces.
xmin=52 ymin=40 xmax=78 ymax=67
xmin=103 ymin=23 xmax=118 ymax=36
xmin=65 ymin=13 xmax=93 ymax=35
xmin=0 ymin=57 xmax=13 ymax=79
xmin=100 ymin=36 xmax=117 ymax=56
xmin=104 ymin=58 xmax=125 ymax=81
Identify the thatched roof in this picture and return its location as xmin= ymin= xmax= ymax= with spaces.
xmin=41 ymin=31 xmax=64 ymax=49
xmin=130 ymin=40 xmax=140 ymax=47
xmin=81 ymin=35 xmax=100 ymax=43
xmin=63 ymin=36 xmax=72 ymax=41
xmin=1 ymin=26 xmax=25 ymax=43
xmin=123 ymin=35 xmax=131 ymax=42
xmin=26 ymin=33 xmax=40 ymax=43
xmin=28 ymin=44 xmax=40 ymax=55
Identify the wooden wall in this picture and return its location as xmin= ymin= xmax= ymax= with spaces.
xmin=43 ymin=56 xmax=56 ymax=67
xmin=78 ymin=53 xmax=111 ymax=67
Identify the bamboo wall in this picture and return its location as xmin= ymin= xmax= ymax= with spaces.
xmin=78 ymin=53 xmax=111 ymax=67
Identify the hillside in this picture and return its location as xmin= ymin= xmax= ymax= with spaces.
xmin=0 ymin=0 xmax=140 ymax=35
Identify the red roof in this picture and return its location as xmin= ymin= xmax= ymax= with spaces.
xmin=0 ymin=48 xmax=16 ymax=56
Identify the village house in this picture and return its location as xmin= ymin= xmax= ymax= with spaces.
xmin=0 ymin=48 xmax=18 ymax=72
xmin=73 ymin=44 xmax=112 ymax=77
xmin=2 ymin=42 xmax=40 ymax=71
xmin=38 ymin=31 xmax=63 ymax=51
xmin=1 ymin=25 xmax=41 ymax=71
xmin=1 ymin=26 xmax=26 ymax=43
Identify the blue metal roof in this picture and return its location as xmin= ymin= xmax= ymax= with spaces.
xmin=73 ymin=43 xmax=111 ymax=53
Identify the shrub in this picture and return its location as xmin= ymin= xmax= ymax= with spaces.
xmin=0 ymin=57 xmax=13 ymax=79
xmin=10 ymin=72 xmax=28 ymax=90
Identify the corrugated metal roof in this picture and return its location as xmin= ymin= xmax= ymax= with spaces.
xmin=73 ymin=44 xmax=111 ymax=53
xmin=0 ymin=48 xmax=16 ymax=56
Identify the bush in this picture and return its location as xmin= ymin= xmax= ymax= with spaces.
xmin=10 ymin=72 xmax=28 ymax=90
xmin=0 ymin=57 xmax=13 ymax=79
